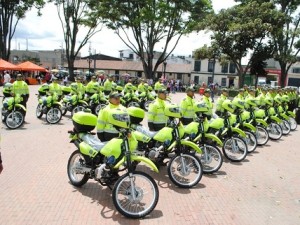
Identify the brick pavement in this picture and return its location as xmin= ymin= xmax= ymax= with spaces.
xmin=0 ymin=85 xmax=300 ymax=225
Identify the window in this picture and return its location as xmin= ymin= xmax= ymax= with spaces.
xmin=221 ymin=78 xmax=226 ymax=87
xmin=129 ymin=53 xmax=134 ymax=59
xmin=221 ymin=63 xmax=228 ymax=73
xmin=177 ymin=73 xmax=182 ymax=79
xmin=292 ymin=68 xmax=300 ymax=73
xmin=137 ymin=71 xmax=142 ymax=77
xmin=194 ymin=60 xmax=201 ymax=71
xmin=115 ymin=70 xmax=119 ymax=75
xmin=229 ymin=63 xmax=236 ymax=73
xmin=208 ymin=60 xmax=214 ymax=72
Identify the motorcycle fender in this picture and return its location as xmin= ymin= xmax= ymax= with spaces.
xmin=53 ymin=102 xmax=63 ymax=107
xmin=270 ymin=115 xmax=282 ymax=123
xmin=232 ymin=127 xmax=246 ymax=138
xmin=280 ymin=113 xmax=289 ymax=120
xmin=256 ymin=118 xmax=268 ymax=127
xmin=243 ymin=123 xmax=256 ymax=132
xmin=78 ymin=100 xmax=88 ymax=106
xmin=167 ymin=140 xmax=202 ymax=154
xmin=114 ymin=155 xmax=159 ymax=173
xmin=204 ymin=133 xmax=223 ymax=146
xmin=287 ymin=111 xmax=295 ymax=118
xmin=15 ymin=104 xmax=26 ymax=112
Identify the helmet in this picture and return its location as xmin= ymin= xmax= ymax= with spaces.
xmin=222 ymin=99 xmax=235 ymax=113
xmin=70 ymin=83 xmax=78 ymax=92
xmin=232 ymin=98 xmax=245 ymax=110
xmin=193 ymin=102 xmax=208 ymax=113
xmin=245 ymin=98 xmax=257 ymax=107
xmin=264 ymin=97 xmax=273 ymax=106
xmin=127 ymin=106 xmax=145 ymax=124
xmin=107 ymin=108 xmax=130 ymax=128
xmin=164 ymin=104 xmax=181 ymax=118
xmin=3 ymin=83 xmax=13 ymax=97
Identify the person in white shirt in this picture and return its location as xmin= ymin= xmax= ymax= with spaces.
xmin=3 ymin=71 xmax=11 ymax=84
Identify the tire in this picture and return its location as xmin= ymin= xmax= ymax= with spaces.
xmin=5 ymin=110 xmax=24 ymax=129
xmin=242 ymin=131 xmax=257 ymax=153
xmin=222 ymin=136 xmax=247 ymax=162
xmin=167 ymin=153 xmax=203 ymax=188
xmin=255 ymin=125 xmax=269 ymax=146
xmin=143 ymin=100 xmax=153 ymax=111
xmin=288 ymin=117 xmax=297 ymax=131
xmin=127 ymin=101 xmax=140 ymax=108
xmin=267 ymin=123 xmax=282 ymax=140
xmin=46 ymin=106 xmax=62 ymax=124
xmin=67 ymin=150 xmax=90 ymax=187
xmin=71 ymin=105 xmax=86 ymax=116
xmin=197 ymin=144 xmax=223 ymax=174
xmin=61 ymin=103 xmax=68 ymax=116
xmin=112 ymin=171 xmax=159 ymax=219
xmin=94 ymin=103 xmax=106 ymax=115
xmin=36 ymin=104 xmax=43 ymax=118
xmin=280 ymin=119 xmax=291 ymax=135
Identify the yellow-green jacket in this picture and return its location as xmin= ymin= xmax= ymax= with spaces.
xmin=148 ymin=98 xmax=168 ymax=130
xmin=202 ymin=95 xmax=213 ymax=116
xmin=12 ymin=80 xmax=29 ymax=96
xmin=180 ymin=95 xmax=195 ymax=120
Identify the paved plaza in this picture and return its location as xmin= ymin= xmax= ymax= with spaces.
xmin=1 ymin=85 xmax=300 ymax=225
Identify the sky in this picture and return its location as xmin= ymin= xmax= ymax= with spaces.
xmin=13 ymin=0 xmax=237 ymax=58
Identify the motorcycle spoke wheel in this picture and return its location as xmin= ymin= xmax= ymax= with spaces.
xmin=289 ymin=117 xmax=297 ymax=131
xmin=71 ymin=105 xmax=86 ymax=116
xmin=112 ymin=171 xmax=159 ymax=219
xmin=36 ymin=104 xmax=43 ymax=118
xmin=95 ymin=104 xmax=106 ymax=115
xmin=67 ymin=150 xmax=89 ymax=187
xmin=243 ymin=131 xmax=257 ymax=153
xmin=168 ymin=153 xmax=203 ymax=188
xmin=46 ymin=107 xmax=62 ymax=124
xmin=255 ymin=126 xmax=269 ymax=146
xmin=267 ymin=123 xmax=282 ymax=140
xmin=222 ymin=136 xmax=247 ymax=162
xmin=197 ymin=144 xmax=223 ymax=174
xmin=144 ymin=101 xmax=152 ymax=111
xmin=127 ymin=101 xmax=140 ymax=108
xmin=280 ymin=120 xmax=291 ymax=135
xmin=5 ymin=111 xmax=24 ymax=129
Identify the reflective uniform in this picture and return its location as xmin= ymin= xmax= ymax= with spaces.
xmin=12 ymin=80 xmax=29 ymax=107
xmin=202 ymin=95 xmax=213 ymax=118
xmin=154 ymin=81 xmax=165 ymax=92
xmin=148 ymin=98 xmax=168 ymax=131
xmin=49 ymin=82 xmax=62 ymax=99
xmin=180 ymin=95 xmax=195 ymax=125
xmin=85 ymin=80 xmax=98 ymax=95
xmin=137 ymin=83 xmax=146 ymax=93
xmin=71 ymin=82 xmax=85 ymax=100
xmin=215 ymin=94 xmax=227 ymax=116
xmin=103 ymin=79 xmax=115 ymax=95
xmin=96 ymin=103 xmax=126 ymax=142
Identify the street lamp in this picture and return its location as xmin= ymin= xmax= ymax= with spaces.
xmin=163 ymin=61 xmax=167 ymax=79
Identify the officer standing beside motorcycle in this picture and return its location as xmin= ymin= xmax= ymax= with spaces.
xmin=137 ymin=79 xmax=146 ymax=94
xmin=12 ymin=73 xmax=29 ymax=110
xmin=180 ymin=87 xmax=196 ymax=125
xmin=148 ymin=88 xmax=168 ymax=131
xmin=49 ymin=76 xmax=63 ymax=100
xmin=96 ymin=92 xmax=126 ymax=142
xmin=85 ymin=76 xmax=99 ymax=97
xmin=215 ymin=88 xmax=229 ymax=116
xmin=202 ymin=88 xmax=214 ymax=120
xmin=103 ymin=74 xmax=116 ymax=96
xmin=70 ymin=76 xmax=85 ymax=100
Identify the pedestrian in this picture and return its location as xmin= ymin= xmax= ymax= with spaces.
xmin=3 ymin=71 xmax=11 ymax=84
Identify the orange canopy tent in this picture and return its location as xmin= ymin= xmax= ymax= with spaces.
xmin=0 ymin=58 xmax=18 ymax=71
xmin=15 ymin=61 xmax=48 ymax=72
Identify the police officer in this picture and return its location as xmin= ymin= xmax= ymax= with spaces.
xmin=103 ymin=74 xmax=116 ymax=95
xmin=180 ymin=87 xmax=196 ymax=125
xmin=49 ymin=76 xmax=63 ymax=100
xmin=148 ymin=88 xmax=168 ymax=131
xmin=85 ymin=76 xmax=99 ymax=96
xmin=202 ymin=88 xmax=213 ymax=119
xmin=154 ymin=78 xmax=165 ymax=93
xmin=12 ymin=74 xmax=29 ymax=108
xmin=215 ymin=88 xmax=229 ymax=116
xmin=70 ymin=76 xmax=85 ymax=100
xmin=97 ymin=92 xmax=126 ymax=142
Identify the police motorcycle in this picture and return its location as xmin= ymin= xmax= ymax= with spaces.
xmin=207 ymin=100 xmax=248 ymax=162
xmin=272 ymin=95 xmax=292 ymax=135
xmin=262 ymin=97 xmax=283 ymax=140
xmin=67 ymin=110 xmax=159 ymax=219
xmin=183 ymin=102 xmax=223 ymax=174
xmin=230 ymin=98 xmax=258 ymax=153
xmin=280 ymin=94 xmax=297 ymax=131
xmin=243 ymin=98 xmax=269 ymax=146
xmin=128 ymin=105 xmax=204 ymax=188
xmin=121 ymin=84 xmax=140 ymax=107
xmin=1 ymin=83 xmax=26 ymax=129
xmin=61 ymin=83 xmax=89 ymax=116
xmin=36 ymin=84 xmax=62 ymax=124
xmin=137 ymin=84 xmax=155 ymax=111
xmin=85 ymin=83 xmax=108 ymax=115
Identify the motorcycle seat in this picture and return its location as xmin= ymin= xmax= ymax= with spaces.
xmin=81 ymin=133 xmax=108 ymax=151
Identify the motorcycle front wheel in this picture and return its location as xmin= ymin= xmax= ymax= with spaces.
xmin=168 ymin=152 xmax=203 ymax=188
xmin=127 ymin=101 xmax=140 ymax=108
xmin=36 ymin=104 xmax=43 ymax=118
xmin=255 ymin=125 xmax=269 ymax=146
xmin=267 ymin=123 xmax=282 ymax=140
xmin=143 ymin=100 xmax=153 ymax=111
xmin=197 ymin=144 xmax=223 ymax=174
xmin=46 ymin=106 xmax=62 ymax=124
xmin=243 ymin=131 xmax=257 ymax=153
xmin=94 ymin=103 xmax=106 ymax=115
xmin=112 ymin=171 xmax=159 ymax=219
xmin=71 ymin=105 xmax=86 ymax=116
xmin=222 ymin=136 xmax=247 ymax=162
xmin=288 ymin=117 xmax=297 ymax=131
xmin=280 ymin=119 xmax=291 ymax=135
xmin=5 ymin=110 xmax=24 ymax=129
xmin=67 ymin=150 xmax=89 ymax=187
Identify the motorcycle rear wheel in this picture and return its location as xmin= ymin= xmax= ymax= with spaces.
xmin=67 ymin=150 xmax=89 ymax=187
xmin=197 ymin=144 xmax=223 ymax=174
xmin=143 ymin=100 xmax=153 ymax=111
xmin=46 ymin=106 xmax=62 ymax=124
xmin=36 ymin=104 xmax=43 ymax=118
xmin=94 ymin=103 xmax=106 ymax=115
xmin=112 ymin=171 xmax=159 ymax=219
xmin=71 ymin=105 xmax=86 ymax=116
xmin=243 ymin=131 xmax=257 ymax=153
xmin=222 ymin=136 xmax=247 ymax=162
xmin=280 ymin=119 xmax=291 ymax=135
xmin=288 ymin=117 xmax=297 ymax=131
xmin=5 ymin=110 xmax=24 ymax=129
xmin=127 ymin=101 xmax=140 ymax=108
xmin=267 ymin=123 xmax=282 ymax=140
xmin=255 ymin=125 xmax=269 ymax=146
xmin=168 ymin=152 xmax=203 ymax=188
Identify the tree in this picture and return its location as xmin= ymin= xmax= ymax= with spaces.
xmin=0 ymin=0 xmax=45 ymax=60
xmin=202 ymin=1 xmax=283 ymax=87
xmin=50 ymin=0 xmax=103 ymax=81
xmin=236 ymin=0 xmax=300 ymax=87
xmin=93 ymin=0 xmax=213 ymax=79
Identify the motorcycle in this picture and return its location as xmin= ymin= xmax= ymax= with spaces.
xmin=87 ymin=92 xmax=108 ymax=115
xmin=129 ymin=105 xmax=204 ymax=188
xmin=67 ymin=110 xmax=159 ymax=219
xmin=36 ymin=93 xmax=62 ymax=124
xmin=183 ymin=102 xmax=223 ymax=174
xmin=121 ymin=90 xmax=140 ymax=107
xmin=61 ymin=93 xmax=89 ymax=116
xmin=137 ymin=90 xmax=155 ymax=111
xmin=2 ymin=94 xmax=26 ymax=129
